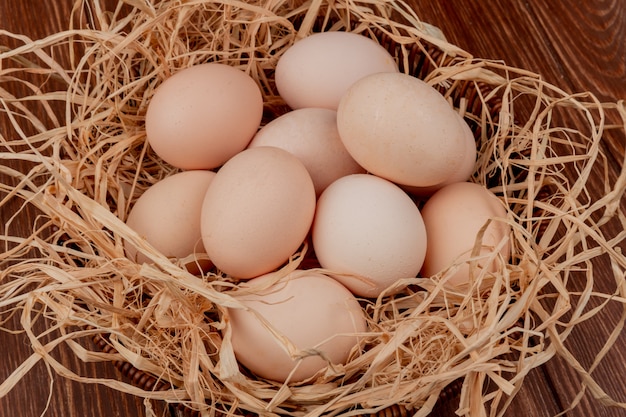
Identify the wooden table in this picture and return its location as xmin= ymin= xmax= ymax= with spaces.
xmin=1 ymin=1 xmax=625 ymax=416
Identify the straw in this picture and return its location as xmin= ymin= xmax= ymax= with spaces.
xmin=1 ymin=1 xmax=625 ymax=416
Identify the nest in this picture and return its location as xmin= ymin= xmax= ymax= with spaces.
xmin=1 ymin=0 xmax=626 ymax=416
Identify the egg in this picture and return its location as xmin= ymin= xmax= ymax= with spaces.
xmin=145 ymin=63 xmax=263 ymax=170
xmin=403 ymin=112 xmax=478 ymax=197
xmin=228 ymin=270 xmax=367 ymax=383
xmin=336 ymin=72 xmax=467 ymax=187
xmin=124 ymin=170 xmax=215 ymax=268
xmin=247 ymin=108 xmax=365 ymax=195
xmin=200 ymin=146 xmax=316 ymax=279
xmin=312 ymin=174 xmax=427 ymax=298
xmin=419 ymin=181 xmax=511 ymax=288
xmin=275 ymin=31 xmax=398 ymax=110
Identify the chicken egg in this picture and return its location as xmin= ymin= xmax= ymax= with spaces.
xmin=145 ymin=63 xmax=263 ymax=170
xmin=403 ymin=112 xmax=478 ymax=197
xmin=420 ymin=181 xmax=511 ymax=288
xmin=247 ymin=108 xmax=365 ymax=195
xmin=228 ymin=270 xmax=367 ymax=383
xmin=336 ymin=72 xmax=467 ymax=188
xmin=312 ymin=173 xmax=427 ymax=298
xmin=275 ymin=31 xmax=398 ymax=110
xmin=124 ymin=170 xmax=215 ymax=269
xmin=201 ymin=146 xmax=316 ymax=279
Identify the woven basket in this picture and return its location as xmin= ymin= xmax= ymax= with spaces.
xmin=1 ymin=1 xmax=625 ymax=417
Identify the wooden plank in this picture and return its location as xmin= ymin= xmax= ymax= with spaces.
xmin=0 ymin=326 xmax=160 ymax=417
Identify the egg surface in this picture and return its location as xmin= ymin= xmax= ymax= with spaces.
xmin=145 ymin=63 xmax=263 ymax=170
xmin=228 ymin=270 xmax=367 ymax=383
xmin=420 ymin=181 xmax=510 ymax=288
xmin=275 ymin=31 xmax=398 ymax=110
xmin=312 ymin=174 xmax=427 ymax=298
xmin=201 ymin=146 xmax=316 ymax=279
xmin=403 ymin=112 xmax=477 ymax=197
xmin=337 ymin=72 xmax=467 ymax=187
xmin=125 ymin=170 xmax=215 ymax=265
xmin=247 ymin=108 xmax=365 ymax=195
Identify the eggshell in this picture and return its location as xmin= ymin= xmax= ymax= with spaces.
xmin=275 ymin=31 xmax=398 ymax=110
xmin=228 ymin=270 xmax=367 ymax=383
xmin=403 ymin=113 xmax=477 ymax=197
xmin=201 ymin=146 xmax=316 ymax=279
xmin=145 ymin=63 xmax=263 ymax=170
xmin=336 ymin=72 xmax=467 ymax=187
xmin=419 ymin=182 xmax=511 ymax=288
xmin=124 ymin=170 xmax=215 ymax=266
xmin=247 ymin=108 xmax=365 ymax=195
xmin=312 ymin=174 xmax=427 ymax=298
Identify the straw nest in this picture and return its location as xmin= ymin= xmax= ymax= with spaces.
xmin=1 ymin=1 xmax=626 ymax=416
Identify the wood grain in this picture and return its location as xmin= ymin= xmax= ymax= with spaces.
xmin=1 ymin=1 xmax=625 ymax=416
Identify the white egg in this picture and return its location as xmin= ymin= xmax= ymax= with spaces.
xmin=312 ymin=174 xmax=427 ymax=298
xmin=275 ymin=31 xmax=398 ymax=110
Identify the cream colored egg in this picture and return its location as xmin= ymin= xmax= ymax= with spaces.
xmin=403 ymin=113 xmax=477 ymax=198
xmin=312 ymin=174 xmax=427 ymax=298
xmin=228 ymin=270 xmax=367 ymax=383
xmin=201 ymin=146 xmax=316 ymax=279
xmin=420 ymin=181 xmax=511 ymax=288
xmin=275 ymin=31 xmax=398 ymax=110
xmin=145 ymin=63 xmax=263 ymax=170
xmin=247 ymin=108 xmax=365 ymax=195
xmin=337 ymin=72 xmax=467 ymax=187
xmin=125 ymin=170 xmax=215 ymax=266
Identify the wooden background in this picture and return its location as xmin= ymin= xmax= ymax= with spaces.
xmin=1 ymin=1 xmax=625 ymax=416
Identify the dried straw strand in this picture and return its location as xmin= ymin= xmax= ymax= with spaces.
xmin=1 ymin=1 xmax=626 ymax=416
